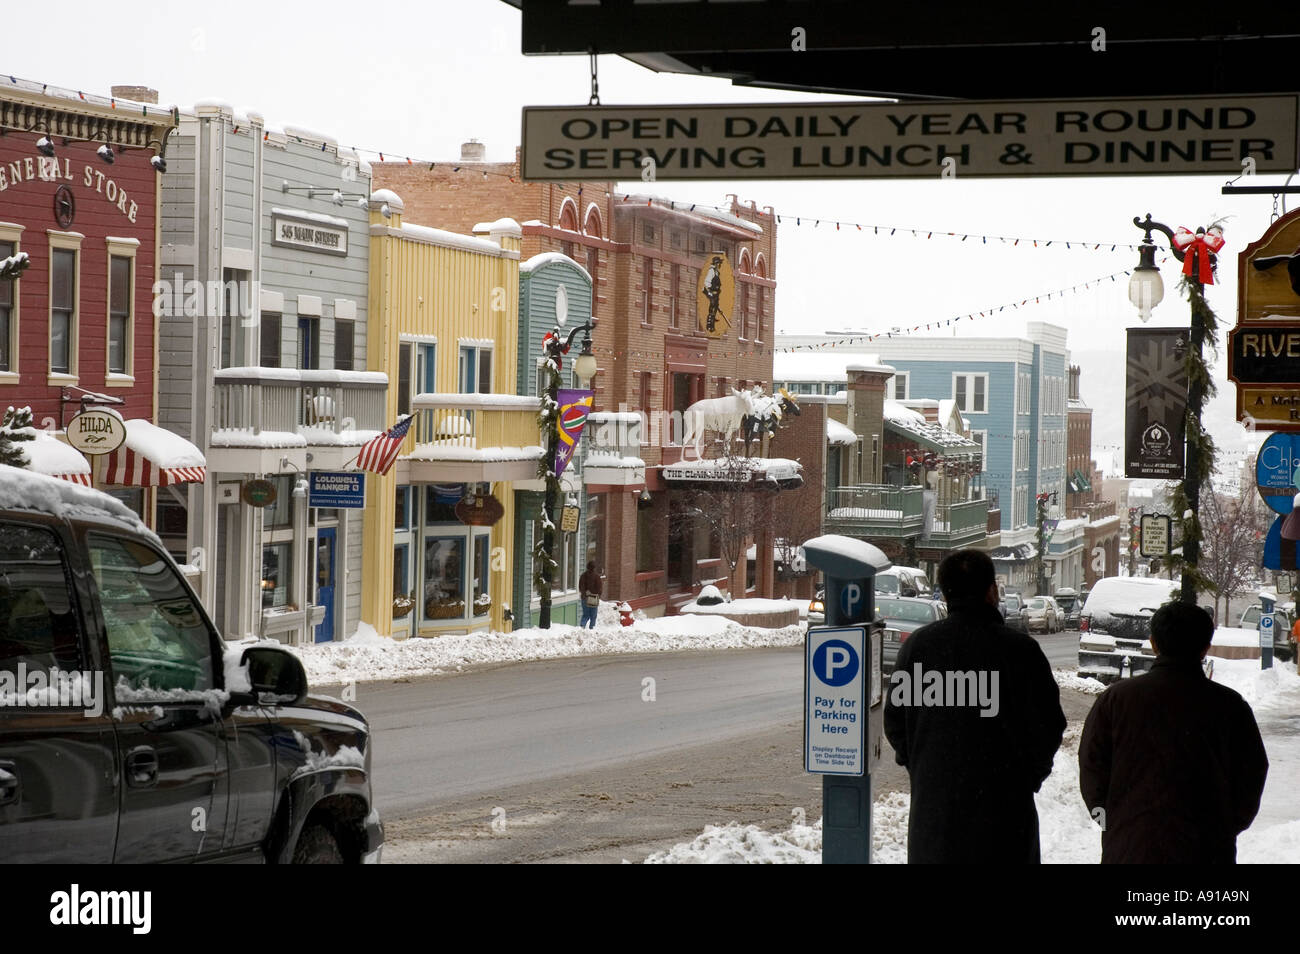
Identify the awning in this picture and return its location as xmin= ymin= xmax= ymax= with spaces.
xmin=103 ymin=419 xmax=206 ymax=486
xmin=25 ymin=432 xmax=92 ymax=486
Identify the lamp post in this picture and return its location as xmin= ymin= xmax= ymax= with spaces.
xmin=538 ymin=321 xmax=598 ymax=629
xmin=1129 ymin=213 xmax=1216 ymax=606
xmin=1036 ymin=491 xmax=1057 ymax=596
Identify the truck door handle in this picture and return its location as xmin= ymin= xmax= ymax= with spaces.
xmin=0 ymin=760 xmax=19 ymax=806
xmin=125 ymin=747 xmax=158 ymax=788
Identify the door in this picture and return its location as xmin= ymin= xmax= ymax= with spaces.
xmin=0 ymin=519 xmax=119 ymax=863
xmin=315 ymin=528 xmax=336 ymax=643
xmin=84 ymin=530 xmax=229 ymax=863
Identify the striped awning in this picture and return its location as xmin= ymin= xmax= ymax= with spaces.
xmin=25 ymin=432 xmax=93 ymax=486
xmin=102 ymin=419 xmax=207 ymax=487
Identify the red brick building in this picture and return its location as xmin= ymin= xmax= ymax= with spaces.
xmin=0 ymin=80 xmax=179 ymax=512
xmin=374 ymin=147 xmax=779 ymax=614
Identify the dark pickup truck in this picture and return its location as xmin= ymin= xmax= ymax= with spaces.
xmin=0 ymin=468 xmax=382 ymax=863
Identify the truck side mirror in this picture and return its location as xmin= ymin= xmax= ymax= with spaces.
xmin=242 ymin=646 xmax=308 ymax=705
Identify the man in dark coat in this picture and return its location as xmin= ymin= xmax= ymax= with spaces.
xmin=1079 ymin=602 xmax=1268 ymax=863
xmin=884 ymin=550 xmax=1065 ymax=863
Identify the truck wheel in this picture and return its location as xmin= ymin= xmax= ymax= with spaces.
xmin=292 ymin=824 xmax=344 ymax=864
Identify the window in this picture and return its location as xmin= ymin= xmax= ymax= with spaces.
xmin=0 ymin=238 xmax=14 ymax=374
xmin=262 ymin=474 xmax=295 ymax=530
xmin=755 ymin=285 xmax=765 ymax=342
xmin=335 ymin=319 xmax=355 ymax=371
xmin=473 ymin=535 xmax=491 ymax=615
xmin=671 ymin=230 xmax=684 ymax=250
xmin=642 ymin=222 xmax=656 ymax=244
xmin=297 ymin=317 xmax=320 ymax=370
xmin=669 ymin=263 xmax=681 ymax=328
xmin=49 ymin=247 xmax=77 ymax=375
xmin=0 ymin=523 xmax=83 ymax=679
xmin=971 ymin=430 xmax=987 ymax=472
xmin=638 ymin=372 xmax=652 ymax=444
xmin=585 ymin=493 xmax=604 ymax=572
xmin=261 ymin=541 xmax=294 ymax=610
xmin=259 ymin=314 xmax=282 ymax=367
xmin=423 ymin=534 xmax=465 ymax=620
xmin=889 ymin=373 xmax=909 ymax=400
xmin=397 ymin=341 xmax=413 ymax=416
xmin=394 ymin=485 xmax=411 ymax=530
xmin=637 ymin=503 xmax=655 ymax=572
xmin=459 ymin=345 xmax=492 ymax=393
xmin=220 ymin=268 xmax=248 ymax=368
xmin=107 ymin=252 xmax=132 ymax=377
xmin=954 ymin=373 xmax=987 ymax=414
xmin=89 ymin=532 xmax=215 ymax=693
xmin=641 ymin=257 xmax=653 ymax=324
xmin=739 ymin=280 xmax=750 ymax=338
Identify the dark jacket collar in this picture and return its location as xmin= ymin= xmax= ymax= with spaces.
xmin=946 ymin=603 xmax=1005 ymax=626
xmin=1151 ymin=655 xmax=1209 ymax=676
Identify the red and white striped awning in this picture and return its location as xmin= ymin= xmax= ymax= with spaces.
xmin=25 ymin=432 xmax=93 ymax=485
xmin=102 ymin=419 xmax=207 ymax=487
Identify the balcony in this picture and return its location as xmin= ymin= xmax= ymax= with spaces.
xmin=582 ymin=411 xmax=646 ymax=487
xmin=210 ymin=368 xmax=388 ymax=472
xmin=824 ymin=484 xmax=924 ymax=539
xmin=402 ymin=393 xmax=544 ymax=484
xmin=923 ymin=498 xmax=991 ymax=549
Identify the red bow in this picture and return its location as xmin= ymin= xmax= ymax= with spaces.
xmin=1171 ymin=226 xmax=1225 ymax=285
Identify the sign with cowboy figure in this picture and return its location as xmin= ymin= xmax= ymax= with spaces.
xmin=697 ymin=251 xmax=735 ymax=338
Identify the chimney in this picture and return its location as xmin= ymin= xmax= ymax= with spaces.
xmin=461 ymin=140 xmax=486 ymax=162
xmin=111 ymin=85 xmax=159 ymax=104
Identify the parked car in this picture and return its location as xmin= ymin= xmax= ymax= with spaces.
xmin=877 ymin=595 xmax=948 ymax=672
xmin=1002 ymin=592 xmax=1030 ymax=634
xmin=808 ymin=583 xmax=825 ymax=626
xmin=1078 ymin=576 xmax=1180 ymax=683
xmin=1053 ymin=587 xmax=1082 ymax=630
xmin=1024 ymin=596 xmax=1061 ymax=633
xmin=0 ymin=467 xmax=383 ymax=863
xmin=1238 ymin=600 xmax=1296 ymax=661
xmin=875 ymin=566 xmax=933 ymax=599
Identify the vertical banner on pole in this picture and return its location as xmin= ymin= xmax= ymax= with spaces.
xmin=1125 ymin=328 xmax=1190 ymax=479
xmin=555 ymin=389 xmax=594 ymax=478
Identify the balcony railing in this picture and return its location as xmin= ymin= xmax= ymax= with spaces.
xmin=824 ymin=484 xmax=924 ymax=538
xmin=406 ymin=392 xmax=544 ymax=483
xmin=925 ymin=498 xmax=991 ymax=547
xmin=211 ymin=368 xmax=388 ymax=448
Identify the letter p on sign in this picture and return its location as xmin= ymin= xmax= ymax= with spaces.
xmin=840 ymin=583 xmax=862 ymax=619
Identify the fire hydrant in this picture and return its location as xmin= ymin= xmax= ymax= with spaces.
xmin=619 ymin=602 xmax=634 ymax=627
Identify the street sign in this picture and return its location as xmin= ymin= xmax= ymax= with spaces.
xmin=805 ymin=625 xmax=867 ymax=777
xmin=66 ymin=409 xmax=126 ymax=455
xmin=1260 ymin=613 xmax=1274 ymax=649
xmin=1255 ymin=433 xmax=1300 ymax=515
xmin=521 ymin=95 xmax=1300 ymax=181
xmin=1139 ymin=514 xmax=1171 ymax=557
xmin=560 ymin=505 xmax=580 ymax=532
xmin=308 ymin=471 xmax=366 ymax=509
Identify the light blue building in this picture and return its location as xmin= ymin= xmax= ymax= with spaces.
xmin=777 ymin=322 xmax=1071 ymax=592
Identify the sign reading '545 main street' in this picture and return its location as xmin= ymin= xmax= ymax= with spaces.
xmin=521 ymin=95 xmax=1299 ymax=180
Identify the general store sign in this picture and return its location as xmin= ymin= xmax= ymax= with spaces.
xmin=521 ymin=95 xmax=1300 ymax=180
xmin=271 ymin=212 xmax=348 ymax=256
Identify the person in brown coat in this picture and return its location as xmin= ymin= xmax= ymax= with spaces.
xmin=578 ymin=561 xmax=601 ymax=629
xmin=1079 ymin=601 xmax=1269 ymax=863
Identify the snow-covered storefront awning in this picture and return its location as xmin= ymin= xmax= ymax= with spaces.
xmin=661 ymin=456 xmax=804 ymax=490
xmin=103 ymin=419 xmax=206 ymax=486
xmin=25 ymin=432 xmax=92 ymax=486
xmin=826 ymin=418 xmax=857 ymax=446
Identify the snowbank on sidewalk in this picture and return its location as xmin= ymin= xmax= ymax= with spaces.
xmin=292 ymin=614 xmax=804 ymax=685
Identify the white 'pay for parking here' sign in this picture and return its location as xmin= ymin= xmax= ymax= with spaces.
xmin=805 ymin=625 xmax=867 ymax=776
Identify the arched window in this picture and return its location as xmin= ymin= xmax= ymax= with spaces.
xmin=737 ymin=247 xmax=752 ymax=274
xmin=583 ymin=204 xmax=603 ymax=238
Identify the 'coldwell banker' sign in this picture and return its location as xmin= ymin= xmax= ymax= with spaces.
xmin=271 ymin=210 xmax=349 ymax=256
xmin=521 ymin=95 xmax=1300 ymax=180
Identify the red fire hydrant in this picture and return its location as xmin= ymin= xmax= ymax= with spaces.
xmin=619 ymin=602 xmax=634 ymax=627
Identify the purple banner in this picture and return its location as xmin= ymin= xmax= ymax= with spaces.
xmin=555 ymin=389 xmax=594 ymax=478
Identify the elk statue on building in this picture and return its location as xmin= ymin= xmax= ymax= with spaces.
xmin=681 ymin=385 xmax=800 ymax=458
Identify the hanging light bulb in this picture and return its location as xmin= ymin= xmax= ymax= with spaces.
xmin=97 ymin=143 xmax=115 ymax=164
xmin=36 ymin=135 xmax=55 ymax=158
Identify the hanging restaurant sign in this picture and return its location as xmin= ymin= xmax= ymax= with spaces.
xmin=66 ymin=409 xmax=126 ymax=455
xmin=455 ymin=492 xmax=504 ymax=527
xmin=521 ymin=95 xmax=1300 ymax=181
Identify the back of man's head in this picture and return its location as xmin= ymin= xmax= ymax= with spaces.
xmin=1150 ymin=602 xmax=1214 ymax=662
xmin=937 ymin=549 xmax=996 ymax=610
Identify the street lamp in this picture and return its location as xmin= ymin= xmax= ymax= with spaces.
xmin=538 ymin=320 xmax=597 ymax=629
xmin=1129 ymin=213 xmax=1217 ymax=606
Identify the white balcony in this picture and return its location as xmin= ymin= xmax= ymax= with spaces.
xmin=400 ymin=393 xmax=545 ymax=485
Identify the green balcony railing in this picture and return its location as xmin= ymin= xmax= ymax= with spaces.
xmin=824 ymin=484 xmax=924 ymax=538
xmin=924 ymin=497 xmax=991 ymax=547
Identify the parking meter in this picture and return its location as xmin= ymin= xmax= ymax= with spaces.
xmin=802 ymin=534 xmax=891 ymax=865
xmin=1259 ymin=591 xmax=1276 ymax=670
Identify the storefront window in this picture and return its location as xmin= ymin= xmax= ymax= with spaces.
xmin=262 ymin=541 xmax=293 ymax=609
xmin=423 ymin=534 xmax=465 ymax=620
xmin=585 ymin=494 xmax=604 ymax=573
xmin=637 ymin=504 xmax=655 ymax=573
xmin=104 ymin=488 xmax=145 ymax=519
xmin=395 ymin=485 xmax=411 ymax=529
xmin=262 ymin=474 xmax=294 ymax=530
xmin=426 ymin=484 xmax=463 ymax=523
xmin=473 ymin=536 xmax=490 ymax=616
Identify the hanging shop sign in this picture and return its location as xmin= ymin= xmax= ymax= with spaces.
xmin=1228 ymin=207 xmax=1300 ymax=431
xmin=308 ymin=471 xmax=366 ymax=509
xmin=1255 ymin=433 xmax=1300 ymax=515
xmin=241 ymin=479 xmax=278 ymax=508
xmin=270 ymin=209 xmax=349 ymax=257
xmin=560 ymin=505 xmax=581 ymax=532
xmin=521 ymin=95 xmax=1300 ymax=181
xmin=66 ymin=409 xmax=126 ymax=455
xmin=1139 ymin=514 xmax=1171 ymax=557
xmin=697 ymin=251 xmax=735 ymax=338
xmin=455 ymin=492 xmax=504 ymax=527
xmin=1125 ymin=328 xmax=1189 ymax=479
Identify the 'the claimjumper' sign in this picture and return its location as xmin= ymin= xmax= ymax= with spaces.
xmin=521 ymin=95 xmax=1300 ymax=180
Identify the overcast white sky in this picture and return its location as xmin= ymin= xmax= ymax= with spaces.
xmin=6 ymin=0 xmax=1288 ymax=472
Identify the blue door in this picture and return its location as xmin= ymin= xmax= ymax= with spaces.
xmin=315 ymin=528 xmax=336 ymax=642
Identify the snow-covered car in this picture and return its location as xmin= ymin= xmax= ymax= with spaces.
xmin=1024 ymin=596 xmax=1060 ymax=633
xmin=877 ymin=596 xmax=947 ymax=673
xmin=1002 ymin=592 xmax=1030 ymax=634
xmin=0 ymin=467 xmax=383 ymax=863
xmin=875 ymin=566 xmax=933 ymax=599
xmin=1053 ymin=588 xmax=1082 ymax=630
xmin=1078 ymin=576 xmax=1180 ymax=682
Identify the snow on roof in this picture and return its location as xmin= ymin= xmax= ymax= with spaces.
xmin=0 ymin=464 xmax=158 ymax=541
xmin=211 ymin=367 xmax=387 ymax=386
xmin=827 ymin=418 xmax=857 ymax=446
xmin=774 ymin=351 xmax=893 ymax=383
xmin=411 ymin=393 xmax=540 ymax=410
xmin=405 ymin=443 xmax=545 ymax=463
xmin=1081 ymin=577 xmax=1180 ymax=617
xmin=369 ymin=188 xmax=404 ymax=209
xmin=520 ymin=252 xmax=592 ymax=283
xmin=282 ymin=125 xmax=338 ymax=148
xmin=270 ymin=207 xmax=350 ymax=229
xmin=588 ymin=411 xmax=641 ymax=424
xmin=615 ymin=193 xmax=763 ymax=235
xmin=471 ymin=217 xmax=522 ymax=236
xmin=121 ymin=419 xmax=204 ymax=469
xmin=393 ymin=223 xmax=514 ymax=257
xmin=883 ymin=400 xmax=979 ymax=451
xmin=23 ymin=431 xmax=91 ymax=479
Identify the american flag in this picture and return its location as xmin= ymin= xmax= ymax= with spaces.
xmin=356 ymin=415 xmax=412 ymax=476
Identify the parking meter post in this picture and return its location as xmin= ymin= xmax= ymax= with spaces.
xmin=802 ymin=534 xmax=891 ymax=865
xmin=1259 ymin=592 xmax=1275 ymax=670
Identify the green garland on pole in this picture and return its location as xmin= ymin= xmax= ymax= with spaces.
xmin=1165 ymin=275 xmax=1219 ymax=601
xmin=533 ymin=353 xmax=562 ymax=600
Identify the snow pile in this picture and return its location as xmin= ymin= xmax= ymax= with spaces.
xmin=1053 ymin=669 xmax=1106 ymax=694
xmin=643 ymin=817 xmax=823 ymax=864
xmin=1212 ymin=627 xmax=1265 ymax=648
xmin=1210 ymin=655 xmax=1300 ymax=712
xmin=293 ymin=615 xmax=805 ymax=685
